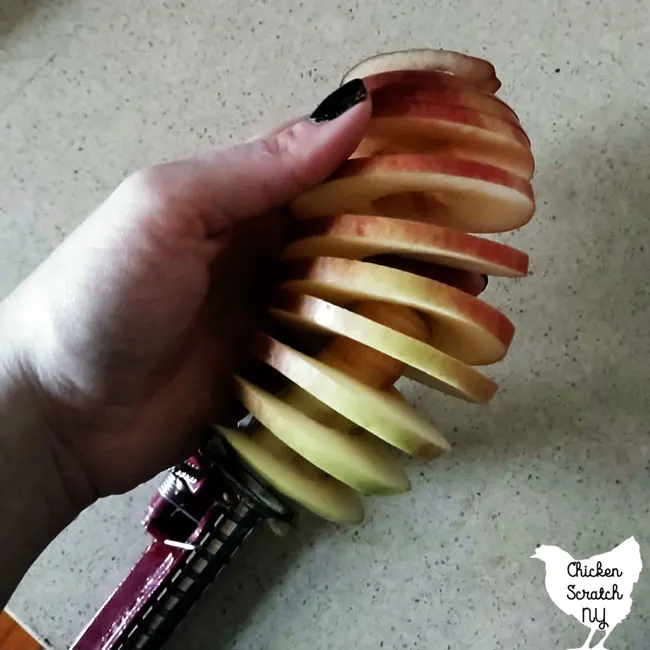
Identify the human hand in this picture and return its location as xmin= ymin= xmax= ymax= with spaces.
xmin=0 ymin=82 xmax=371 ymax=509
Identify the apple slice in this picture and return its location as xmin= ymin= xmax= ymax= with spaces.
xmin=269 ymin=292 xmax=497 ymax=402
xmin=351 ymin=101 xmax=535 ymax=179
xmin=341 ymin=49 xmax=501 ymax=94
xmin=290 ymin=154 xmax=535 ymax=234
xmin=247 ymin=301 xmax=431 ymax=446
xmin=370 ymin=101 xmax=530 ymax=149
xmin=352 ymin=138 xmax=534 ymax=180
xmin=370 ymin=257 xmax=487 ymax=296
xmin=283 ymin=214 xmax=529 ymax=277
xmin=313 ymin=300 xmax=430 ymax=388
xmin=218 ymin=426 xmax=364 ymax=523
xmin=352 ymin=102 xmax=534 ymax=179
xmin=366 ymin=72 xmax=515 ymax=116
xmin=251 ymin=332 xmax=450 ymax=456
xmin=363 ymin=70 xmax=519 ymax=123
xmin=235 ymin=376 xmax=409 ymax=494
xmin=280 ymin=257 xmax=514 ymax=366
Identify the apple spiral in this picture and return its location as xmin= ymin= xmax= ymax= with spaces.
xmin=217 ymin=50 xmax=536 ymax=524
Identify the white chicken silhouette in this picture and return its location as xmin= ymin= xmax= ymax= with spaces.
xmin=531 ymin=536 xmax=642 ymax=649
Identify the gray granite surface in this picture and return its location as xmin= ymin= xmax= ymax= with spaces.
xmin=2 ymin=0 xmax=650 ymax=648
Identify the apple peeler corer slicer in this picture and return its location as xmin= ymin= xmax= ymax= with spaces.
xmin=70 ymin=433 xmax=296 ymax=650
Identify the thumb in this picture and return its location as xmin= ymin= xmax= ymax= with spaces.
xmin=163 ymin=80 xmax=371 ymax=232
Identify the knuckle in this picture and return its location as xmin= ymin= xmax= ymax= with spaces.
xmin=124 ymin=165 xmax=167 ymax=195
xmin=255 ymin=134 xmax=285 ymax=159
xmin=117 ymin=164 xmax=179 ymax=210
xmin=254 ymin=123 xmax=309 ymax=186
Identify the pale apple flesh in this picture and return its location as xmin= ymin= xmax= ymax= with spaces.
xmin=290 ymin=154 xmax=535 ymax=234
xmin=280 ymin=257 xmax=514 ymax=366
xmin=315 ymin=300 xmax=431 ymax=385
xmin=250 ymin=332 xmax=450 ymax=457
xmin=269 ymin=291 xmax=497 ymax=402
xmin=283 ymin=214 xmax=529 ymax=277
xmin=235 ymin=376 xmax=410 ymax=494
xmin=228 ymin=302 xmax=429 ymax=521
xmin=218 ymin=426 xmax=365 ymax=524
xmin=370 ymin=256 xmax=488 ymax=296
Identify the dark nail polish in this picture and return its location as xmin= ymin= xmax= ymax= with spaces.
xmin=481 ymin=274 xmax=489 ymax=291
xmin=310 ymin=79 xmax=368 ymax=123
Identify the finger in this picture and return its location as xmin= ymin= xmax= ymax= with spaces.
xmin=245 ymin=114 xmax=306 ymax=143
xmin=203 ymin=80 xmax=371 ymax=223
xmin=152 ymin=80 xmax=371 ymax=234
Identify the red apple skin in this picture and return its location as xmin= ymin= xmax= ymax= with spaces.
xmin=351 ymin=137 xmax=535 ymax=180
xmin=334 ymin=154 xmax=535 ymax=202
xmin=290 ymin=154 xmax=536 ymax=233
xmin=369 ymin=101 xmax=530 ymax=149
xmin=341 ymin=49 xmax=501 ymax=93
xmin=350 ymin=79 xmax=534 ymax=178
xmin=364 ymin=70 xmax=520 ymax=124
xmin=285 ymin=214 xmax=529 ymax=278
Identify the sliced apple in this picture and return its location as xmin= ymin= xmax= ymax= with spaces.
xmin=314 ymin=300 xmax=430 ymax=388
xmin=218 ymin=426 xmax=364 ymax=523
xmin=363 ymin=70 xmax=519 ymax=123
xmin=290 ymin=154 xmax=535 ymax=234
xmin=212 ymin=49 xmax=534 ymax=527
xmin=351 ymin=100 xmax=535 ymax=179
xmin=352 ymin=138 xmax=534 ymax=180
xmin=269 ymin=292 xmax=496 ymax=402
xmin=250 ymin=332 xmax=450 ymax=456
xmin=350 ymin=300 xmax=431 ymax=343
xmin=235 ymin=376 xmax=409 ymax=494
xmin=280 ymin=257 xmax=514 ymax=365
xmin=246 ymin=301 xmax=430 ymax=447
xmin=368 ymin=257 xmax=486 ymax=296
xmin=370 ymin=101 xmax=530 ymax=149
xmin=352 ymin=102 xmax=534 ymax=179
xmin=341 ymin=49 xmax=501 ymax=94
xmin=283 ymin=214 xmax=529 ymax=277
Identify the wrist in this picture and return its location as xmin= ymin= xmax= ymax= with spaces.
xmin=0 ymin=305 xmax=91 ymax=606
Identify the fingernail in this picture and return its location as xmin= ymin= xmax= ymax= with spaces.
xmin=482 ymin=274 xmax=489 ymax=290
xmin=310 ymin=79 xmax=368 ymax=124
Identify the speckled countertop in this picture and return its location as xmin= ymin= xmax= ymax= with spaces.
xmin=2 ymin=1 xmax=650 ymax=648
